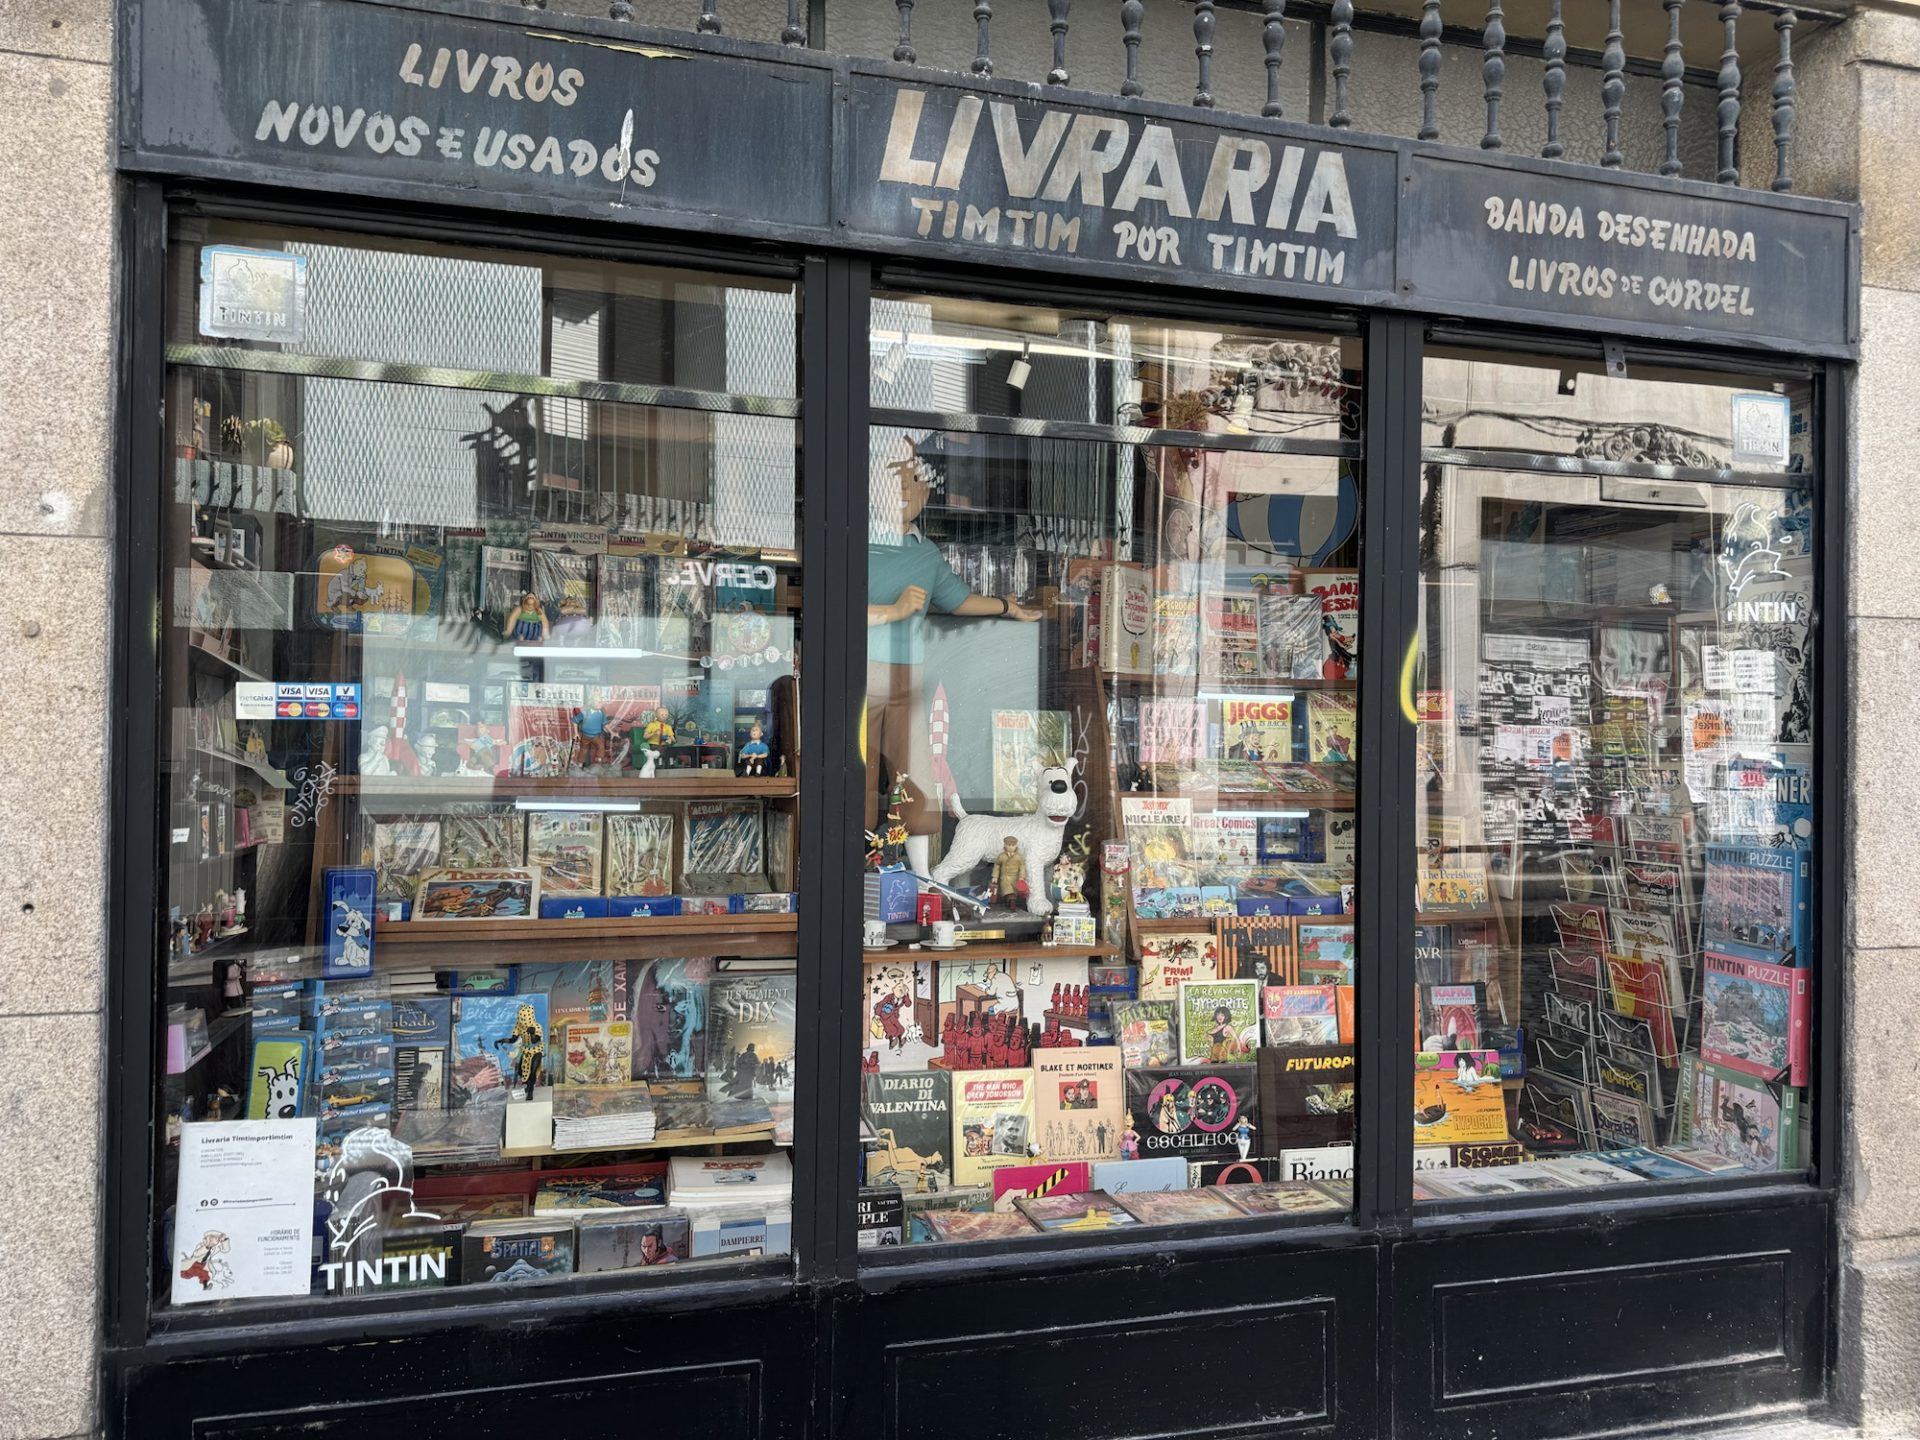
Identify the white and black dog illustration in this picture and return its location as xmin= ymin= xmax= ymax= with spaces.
xmin=928 ymin=760 xmax=1078 ymax=916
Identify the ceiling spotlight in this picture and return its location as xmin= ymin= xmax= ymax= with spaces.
xmin=1007 ymin=344 xmax=1032 ymax=391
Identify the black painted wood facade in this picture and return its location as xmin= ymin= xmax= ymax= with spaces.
xmin=105 ymin=4 xmax=1854 ymax=1435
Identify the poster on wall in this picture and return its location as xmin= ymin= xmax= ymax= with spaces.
xmin=171 ymin=1119 xmax=319 ymax=1305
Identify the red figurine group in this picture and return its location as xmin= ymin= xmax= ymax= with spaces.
xmin=939 ymin=1010 xmax=1032 ymax=1070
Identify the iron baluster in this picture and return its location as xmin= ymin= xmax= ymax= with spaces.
xmin=894 ymin=0 xmax=915 ymax=63
xmin=1418 ymin=0 xmax=1442 ymax=141
xmin=1773 ymin=9 xmax=1797 ymax=192
xmin=1718 ymin=1 xmax=1744 ymax=182
xmin=782 ymin=0 xmax=804 ymax=46
xmin=973 ymin=1 xmax=993 ymax=77
xmin=1602 ymin=0 xmax=1626 ymax=168
xmin=1482 ymin=1 xmax=1506 ymax=150
xmin=1330 ymin=0 xmax=1353 ymax=128
xmin=1660 ymin=0 xmax=1684 ymax=175
xmin=699 ymin=0 xmax=719 ymax=34
xmin=1121 ymin=0 xmax=1144 ymax=97
xmin=1049 ymin=0 xmax=1072 ymax=85
xmin=1263 ymin=0 xmax=1288 ymax=119
xmin=1542 ymin=0 xmax=1566 ymax=158
xmin=1194 ymin=0 xmax=1216 ymax=108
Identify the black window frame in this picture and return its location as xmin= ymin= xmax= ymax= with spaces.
xmin=105 ymin=180 xmax=1849 ymax=1351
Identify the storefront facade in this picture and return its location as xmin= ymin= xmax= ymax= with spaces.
xmin=13 ymin=0 xmax=1920 ymax=1436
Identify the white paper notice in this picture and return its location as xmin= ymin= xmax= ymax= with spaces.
xmin=1702 ymin=645 xmax=1732 ymax=692
xmin=1732 ymin=649 xmax=1776 ymax=694
xmin=171 ymin=1119 xmax=317 ymax=1304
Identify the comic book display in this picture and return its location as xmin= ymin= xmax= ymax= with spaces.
xmin=157 ymin=232 xmax=803 ymax=1308
xmin=1407 ymin=381 xmax=1820 ymax=1198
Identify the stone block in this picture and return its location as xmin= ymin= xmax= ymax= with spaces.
xmin=1840 ymin=1251 xmax=1920 ymax=1437
xmin=0 ymin=51 xmax=113 ymax=540
xmin=1850 ymin=287 xmax=1920 ymax=622
xmin=1848 ymin=620 xmax=1920 ymax=951
xmin=1842 ymin=949 xmax=1920 ymax=1245
xmin=0 ymin=1013 xmax=99 ymax=1440
xmin=0 ymin=536 xmax=109 ymax=1018
xmin=1858 ymin=62 xmax=1920 ymax=294
xmin=0 ymin=0 xmax=110 ymax=66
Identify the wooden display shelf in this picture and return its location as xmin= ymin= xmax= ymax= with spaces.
xmin=341 ymin=773 xmax=798 ymax=801
xmin=185 ymin=638 xmax=266 ymax=683
xmin=500 ymin=1129 xmax=778 ymax=1160
xmin=907 ymin=940 xmax=1120 ymax=961
xmin=374 ymin=911 xmax=798 ymax=962
xmin=1103 ymin=671 xmax=1356 ymax=692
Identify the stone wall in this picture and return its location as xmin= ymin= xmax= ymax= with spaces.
xmin=0 ymin=1 xmax=113 ymax=1438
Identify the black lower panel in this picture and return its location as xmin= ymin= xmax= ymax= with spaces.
xmin=1392 ymin=1197 xmax=1829 ymax=1440
xmin=111 ymin=1288 xmax=816 ymax=1440
xmin=838 ymin=1237 xmax=1381 ymax=1440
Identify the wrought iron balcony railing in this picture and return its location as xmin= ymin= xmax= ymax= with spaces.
xmin=499 ymin=0 xmax=1834 ymax=195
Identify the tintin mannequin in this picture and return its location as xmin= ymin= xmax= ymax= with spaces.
xmin=866 ymin=433 xmax=1039 ymax=875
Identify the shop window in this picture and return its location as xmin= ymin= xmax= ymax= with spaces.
xmin=858 ymin=289 xmax=1364 ymax=1245
xmin=1409 ymin=349 xmax=1817 ymax=1197
xmin=159 ymin=220 xmax=801 ymax=1307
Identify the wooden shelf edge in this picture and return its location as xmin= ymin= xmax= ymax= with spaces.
xmin=342 ymin=774 xmax=799 ymax=800
xmin=378 ymin=913 xmax=799 ymax=944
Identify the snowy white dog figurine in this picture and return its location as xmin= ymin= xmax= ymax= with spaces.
xmin=928 ymin=760 xmax=1078 ymax=916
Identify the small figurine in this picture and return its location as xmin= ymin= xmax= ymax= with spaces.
xmin=242 ymin=729 xmax=267 ymax=762
xmin=1232 ymin=1115 xmax=1255 ymax=1162
xmin=572 ymin=704 xmax=612 ymax=769
xmin=864 ymin=774 xmax=912 ymax=871
xmin=991 ymin=836 xmax=1026 ymax=909
xmin=637 ymin=746 xmax=661 ymax=780
xmin=928 ymin=760 xmax=1079 ymax=917
xmin=737 ymin=722 xmax=771 ymax=777
xmin=213 ymin=953 xmax=249 ymax=1013
xmin=1120 ymin=1119 xmax=1141 ymax=1162
xmin=1051 ymin=832 xmax=1090 ymax=908
xmin=356 ymin=724 xmax=395 ymax=776
xmin=494 ymin=1003 xmax=547 ymax=1100
xmin=214 ymin=888 xmax=237 ymax=933
xmin=505 ymin=592 xmax=548 ymax=644
xmin=194 ymin=908 xmax=217 ymax=948
xmin=642 ymin=705 xmax=675 ymax=749
xmin=460 ymin=725 xmax=501 ymax=776
xmin=413 ymin=732 xmax=445 ymax=776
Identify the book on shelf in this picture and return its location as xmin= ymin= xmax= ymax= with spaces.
xmin=550 ymin=1084 xmax=656 ymax=1147
xmin=1217 ymin=697 xmax=1294 ymax=763
xmin=506 ymin=681 xmax=582 ymax=778
xmin=533 ymin=1164 xmax=669 ymax=1215
xmin=706 ymin=973 xmax=797 ymax=1105
xmin=1152 ymin=594 xmax=1200 ymax=677
xmin=1125 ymin=1065 xmax=1257 ymax=1163
xmin=1700 ymin=842 xmax=1812 ymax=964
xmin=1110 ymin=1186 xmax=1245 ymax=1226
xmin=862 ymin=1069 xmax=953 ymax=1193
xmin=1031 ymin=1049 xmax=1125 ymax=1163
xmin=461 ymin=1219 xmax=576 ymax=1284
xmin=1411 ymin=1049 xmax=1508 ymax=1146
xmin=1304 ymin=691 xmax=1357 ymax=766
xmin=1258 ymin=1043 xmax=1355 ymax=1153
xmin=526 ymin=810 xmax=606 ymax=896
xmin=1200 ymin=591 xmax=1261 ymax=681
xmin=1015 ymin=1189 xmax=1140 ymax=1231
xmin=576 ymin=1209 xmax=692 ymax=1271
xmin=1176 ymin=980 xmax=1260 ymax=1065
xmin=1299 ymin=568 xmax=1359 ymax=678
xmin=668 ymin=1151 xmax=794 ymax=1207
xmin=951 ymin=1068 xmax=1037 ymax=1188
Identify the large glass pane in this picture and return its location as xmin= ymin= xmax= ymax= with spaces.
xmin=159 ymin=220 xmax=802 ymax=1309
xmin=1411 ymin=350 xmax=1817 ymax=1199
xmin=858 ymin=291 xmax=1363 ymax=1246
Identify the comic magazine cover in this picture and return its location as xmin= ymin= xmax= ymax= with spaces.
xmin=864 ymin=958 xmax=940 ymax=1071
xmin=606 ymin=812 xmax=675 ymax=897
xmin=507 ymin=681 xmax=582 ymax=777
xmin=595 ymin=551 xmax=654 ymax=649
xmin=1259 ymin=592 xmax=1325 ymax=680
xmin=706 ymin=973 xmax=797 ymax=1104
xmin=1700 ymin=951 xmax=1809 ymax=1085
xmin=629 ymin=958 xmax=712 ymax=1080
xmin=1261 ymin=985 xmax=1342 ymax=1046
xmin=1411 ymin=1049 xmax=1508 ymax=1146
xmin=951 ymin=1069 xmax=1037 ymax=1187
xmin=1299 ymin=569 xmax=1360 ymax=676
xmin=1152 ymin=594 xmax=1200 ymax=677
xmin=530 ymin=542 xmax=598 ymax=643
xmin=526 ymin=810 xmax=605 ymax=895
xmin=519 ymin=959 xmax=623 ymax=1037
xmin=414 ymin=867 xmax=537 ymax=920
xmin=1016 ymin=1189 xmax=1140 ymax=1231
xmin=1218 ymin=698 xmax=1294 ymax=763
xmin=1121 ymin=796 xmax=1197 ymax=897
xmin=1296 ymin=922 xmax=1356 ymax=985
xmin=1138 ymin=931 xmax=1220 ymax=1000
xmin=1680 ymin=1055 xmax=1801 ymax=1173
xmin=1201 ymin=591 xmax=1261 ymax=680
xmin=1258 ymin=1044 xmax=1355 ymax=1152
xmin=560 ymin=1021 xmax=632 ymax=1086
xmin=1305 ymin=691 xmax=1359 ymax=766
xmin=1125 ymin=1065 xmax=1258 ymax=1163
xmin=480 ymin=545 xmax=531 ymax=634
xmin=450 ymin=994 xmax=549 ymax=1107
xmin=366 ymin=819 xmax=440 ymax=905
xmin=1138 ymin=699 xmax=1206 ymax=765
xmin=989 ymin=710 xmax=1068 ymax=813
xmin=1111 ymin=1187 xmax=1245 ymax=1226
xmin=684 ymin=801 xmax=765 ymax=886
xmin=862 ymin=1070 xmax=952 ymax=1193
xmin=1177 ymin=980 xmax=1260 ymax=1065
xmin=440 ymin=810 xmax=520 ymax=868
xmin=1417 ymin=983 xmax=1485 ymax=1052
xmin=1031 ymin=1050 xmax=1125 ymax=1163
xmin=1110 ymin=999 xmax=1177 ymax=1069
